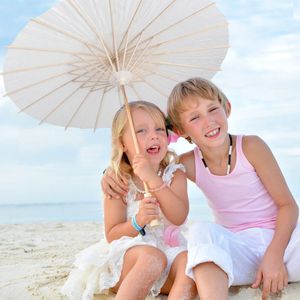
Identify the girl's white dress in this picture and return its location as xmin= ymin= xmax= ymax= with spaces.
xmin=61 ymin=163 xmax=187 ymax=300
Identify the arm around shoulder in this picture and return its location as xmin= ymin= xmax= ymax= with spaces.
xmin=179 ymin=150 xmax=195 ymax=183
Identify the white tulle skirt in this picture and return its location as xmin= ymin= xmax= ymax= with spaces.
xmin=61 ymin=232 xmax=186 ymax=300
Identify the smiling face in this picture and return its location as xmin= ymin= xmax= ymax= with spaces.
xmin=179 ymin=95 xmax=230 ymax=149
xmin=122 ymin=107 xmax=168 ymax=170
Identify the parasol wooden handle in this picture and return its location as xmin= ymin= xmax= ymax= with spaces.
xmin=120 ymin=84 xmax=160 ymax=227
xmin=144 ymin=191 xmax=160 ymax=227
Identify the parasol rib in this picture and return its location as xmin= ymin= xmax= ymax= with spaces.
xmin=4 ymin=70 xmax=74 ymax=97
xmin=18 ymin=67 xmax=99 ymax=113
xmin=6 ymin=45 xmax=98 ymax=58
xmin=119 ymin=0 xmax=144 ymax=69
xmin=65 ymin=75 xmax=101 ymax=129
xmin=38 ymin=69 xmax=101 ymax=125
xmin=148 ymin=45 xmax=229 ymax=56
xmin=130 ymin=85 xmax=143 ymax=100
xmin=91 ymin=84 xmax=114 ymax=92
xmin=66 ymin=0 xmax=116 ymax=72
xmin=126 ymin=2 xmax=215 ymax=52
xmin=108 ymin=0 xmax=120 ymax=71
xmin=134 ymin=74 xmax=168 ymax=98
xmin=125 ymin=0 xmax=177 ymax=50
xmin=125 ymin=33 xmax=144 ymax=71
xmin=1 ymin=61 xmax=86 ymax=75
xmin=93 ymin=87 xmax=111 ymax=131
xmin=138 ymin=66 xmax=180 ymax=83
xmin=127 ymin=23 xmax=228 ymax=55
xmin=31 ymin=19 xmax=104 ymax=56
xmin=144 ymin=61 xmax=221 ymax=72
xmin=128 ymin=37 xmax=154 ymax=72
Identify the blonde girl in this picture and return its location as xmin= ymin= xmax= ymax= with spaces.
xmin=62 ymin=101 xmax=196 ymax=300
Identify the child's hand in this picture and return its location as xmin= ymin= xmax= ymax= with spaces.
xmin=252 ymin=250 xmax=288 ymax=300
xmin=101 ymin=167 xmax=128 ymax=199
xmin=132 ymin=154 xmax=157 ymax=183
xmin=136 ymin=197 xmax=159 ymax=227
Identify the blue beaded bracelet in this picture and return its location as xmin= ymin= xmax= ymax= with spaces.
xmin=131 ymin=215 xmax=146 ymax=236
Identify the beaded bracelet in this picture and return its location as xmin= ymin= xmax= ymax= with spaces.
xmin=131 ymin=215 xmax=146 ymax=236
xmin=148 ymin=182 xmax=167 ymax=193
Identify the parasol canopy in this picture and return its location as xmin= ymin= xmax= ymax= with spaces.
xmin=3 ymin=0 xmax=229 ymax=130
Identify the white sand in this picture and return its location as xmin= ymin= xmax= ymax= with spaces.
xmin=0 ymin=222 xmax=299 ymax=300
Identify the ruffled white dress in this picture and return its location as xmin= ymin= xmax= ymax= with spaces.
xmin=61 ymin=163 xmax=187 ymax=300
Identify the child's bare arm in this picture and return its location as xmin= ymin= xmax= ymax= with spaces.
xmin=104 ymin=195 xmax=159 ymax=243
xmin=132 ymin=154 xmax=189 ymax=225
xmin=150 ymin=169 xmax=189 ymax=225
xmin=244 ymin=135 xmax=298 ymax=299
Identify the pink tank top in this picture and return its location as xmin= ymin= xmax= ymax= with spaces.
xmin=194 ymin=135 xmax=278 ymax=232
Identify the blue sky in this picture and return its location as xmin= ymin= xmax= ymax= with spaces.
xmin=0 ymin=0 xmax=299 ymax=205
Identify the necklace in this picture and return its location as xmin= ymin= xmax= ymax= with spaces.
xmin=200 ymin=134 xmax=232 ymax=175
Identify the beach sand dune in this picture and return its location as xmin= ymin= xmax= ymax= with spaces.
xmin=0 ymin=222 xmax=299 ymax=300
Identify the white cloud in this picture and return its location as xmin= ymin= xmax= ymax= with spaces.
xmin=0 ymin=125 xmax=85 ymax=155
xmin=79 ymin=144 xmax=110 ymax=169
xmin=0 ymin=74 xmax=6 ymax=107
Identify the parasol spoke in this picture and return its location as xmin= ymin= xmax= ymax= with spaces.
xmin=134 ymin=74 xmax=168 ymax=98
xmin=144 ymin=60 xmax=221 ymax=72
xmin=19 ymin=67 xmax=98 ymax=114
xmin=51 ymin=5 xmax=107 ymax=57
xmin=4 ymin=70 xmax=72 ymax=97
xmin=149 ymin=45 xmax=230 ymax=56
xmin=126 ymin=2 xmax=216 ymax=53
xmin=66 ymin=0 xmax=116 ymax=72
xmin=109 ymin=0 xmax=120 ymax=71
xmin=119 ymin=0 xmax=144 ymax=69
xmin=65 ymin=72 xmax=103 ymax=129
xmin=93 ymin=88 xmax=107 ymax=131
xmin=125 ymin=32 xmax=144 ymax=71
xmin=6 ymin=45 xmax=98 ymax=58
xmin=31 ymin=19 xmax=104 ymax=56
xmin=128 ymin=37 xmax=154 ymax=72
xmin=127 ymin=23 xmax=228 ymax=55
xmin=91 ymin=84 xmax=115 ymax=92
xmin=38 ymin=69 xmax=104 ymax=125
xmin=1 ymin=61 xmax=86 ymax=75
xmin=130 ymin=84 xmax=143 ymax=100
xmin=125 ymin=0 xmax=177 ymax=50
xmin=137 ymin=66 xmax=180 ymax=83
xmin=93 ymin=85 xmax=115 ymax=130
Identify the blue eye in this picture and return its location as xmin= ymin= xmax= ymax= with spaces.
xmin=156 ymin=127 xmax=165 ymax=132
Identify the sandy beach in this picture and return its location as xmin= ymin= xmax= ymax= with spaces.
xmin=0 ymin=222 xmax=300 ymax=300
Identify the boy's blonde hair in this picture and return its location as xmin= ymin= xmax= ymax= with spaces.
xmin=167 ymin=77 xmax=229 ymax=133
xmin=110 ymin=100 xmax=177 ymax=181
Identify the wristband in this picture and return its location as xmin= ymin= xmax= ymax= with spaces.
xmin=131 ymin=215 xmax=146 ymax=236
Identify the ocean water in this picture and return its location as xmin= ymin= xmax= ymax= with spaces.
xmin=0 ymin=197 xmax=213 ymax=224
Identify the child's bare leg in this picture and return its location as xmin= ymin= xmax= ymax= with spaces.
xmin=112 ymin=245 xmax=167 ymax=300
xmin=161 ymin=251 xmax=197 ymax=300
xmin=193 ymin=262 xmax=228 ymax=300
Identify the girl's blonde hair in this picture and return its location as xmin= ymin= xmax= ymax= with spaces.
xmin=110 ymin=101 xmax=177 ymax=181
xmin=167 ymin=77 xmax=229 ymax=133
